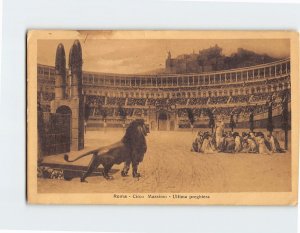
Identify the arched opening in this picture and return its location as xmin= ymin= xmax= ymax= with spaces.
xmin=56 ymin=105 xmax=72 ymax=153
xmin=158 ymin=111 xmax=168 ymax=131
xmin=56 ymin=105 xmax=72 ymax=115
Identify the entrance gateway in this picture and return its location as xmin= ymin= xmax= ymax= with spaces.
xmin=158 ymin=111 xmax=168 ymax=131
xmin=147 ymin=108 xmax=178 ymax=131
xmin=50 ymin=40 xmax=85 ymax=152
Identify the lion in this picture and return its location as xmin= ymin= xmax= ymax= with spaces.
xmin=64 ymin=119 xmax=148 ymax=182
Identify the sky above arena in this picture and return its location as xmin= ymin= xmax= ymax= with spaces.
xmin=38 ymin=39 xmax=290 ymax=74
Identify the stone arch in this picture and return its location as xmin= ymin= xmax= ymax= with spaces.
xmin=56 ymin=105 xmax=72 ymax=115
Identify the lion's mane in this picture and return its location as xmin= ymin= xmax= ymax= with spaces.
xmin=122 ymin=119 xmax=147 ymax=162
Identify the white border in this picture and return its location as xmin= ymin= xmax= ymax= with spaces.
xmin=0 ymin=0 xmax=299 ymax=232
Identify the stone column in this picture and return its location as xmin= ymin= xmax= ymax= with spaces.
xmin=55 ymin=43 xmax=66 ymax=100
xmin=69 ymin=40 xmax=84 ymax=150
xmin=69 ymin=40 xmax=83 ymax=99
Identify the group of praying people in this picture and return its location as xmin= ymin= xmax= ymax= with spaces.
xmin=191 ymin=118 xmax=285 ymax=154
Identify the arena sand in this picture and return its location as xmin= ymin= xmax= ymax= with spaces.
xmin=38 ymin=129 xmax=291 ymax=193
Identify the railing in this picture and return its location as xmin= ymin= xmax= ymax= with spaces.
xmin=82 ymin=58 xmax=290 ymax=88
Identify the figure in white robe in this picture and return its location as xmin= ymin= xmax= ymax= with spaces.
xmin=242 ymin=136 xmax=258 ymax=153
xmin=200 ymin=135 xmax=215 ymax=154
xmin=191 ymin=132 xmax=204 ymax=152
xmin=267 ymin=134 xmax=285 ymax=153
xmin=256 ymin=136 xmax=272 ymax=154
xmin=215 ymin=119 xmax=225 ymax=150
xmin=234 ymin=135 xmax=242 ymax=153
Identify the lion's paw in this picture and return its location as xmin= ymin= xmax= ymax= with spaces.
xmin=121 ymin=171 xmax=129 ymax=177
xmin=133 ymin=172 xmax=141 ymax=178
xmin=104 ymin=175 xmax=114 ymax=180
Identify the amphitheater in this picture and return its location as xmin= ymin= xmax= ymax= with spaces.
xmin=38 ymin=58 xmax=290 ymax=131
xmin=37 ymin=45 xmax=292 ymax=193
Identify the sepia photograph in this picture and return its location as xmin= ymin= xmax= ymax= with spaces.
xmin=27 ymin=30 xmax=299 ymax=205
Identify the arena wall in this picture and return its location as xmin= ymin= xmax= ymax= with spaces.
xmin=37 ymin=58 xmax=291 ymax=132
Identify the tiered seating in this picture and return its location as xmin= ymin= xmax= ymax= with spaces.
xmin=147 ymin=98 xmax=157 ymax=106
xmin=106 ymin=97 xmax=126 ymax=105
xmin=251 ymin=93 xmax=272 ymax=102
xmin=209 ymin=96 xmax=228 ymax=104
xmin=86 ymin=95 xmax=105 ymax=105
xmin=189 ymin=98 xmax=209 ymax=105
xmin=193 ymin=109 xmax=202 ymax=117
xmin=156 ymin=98 xmax=168 ymax=106
xmin=230 ymin=95 xmax=249 ymax=103
xmin=178 ymin=109 xmax=188 ymax=117
xmin=127 ymin=98 xmax=146 ymax=106
xmin=213 ymin=107 xmax=235 ymax=117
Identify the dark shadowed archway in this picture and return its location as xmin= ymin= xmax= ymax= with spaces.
xmin=56 ymin=105 xmax=72 ymax=115
xmin=55 ymin=105 xmax=72 ymax=153
xmin=158 ymin=110 xmax=168 ymax=131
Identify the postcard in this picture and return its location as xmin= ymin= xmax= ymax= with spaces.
xmin=27 ymin=30 xmax=299 ymax=205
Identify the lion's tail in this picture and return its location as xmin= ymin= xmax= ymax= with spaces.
xmin=64 ymin=149 xmax=98 ymax=163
